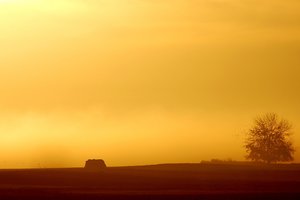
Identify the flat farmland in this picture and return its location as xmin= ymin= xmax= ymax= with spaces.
xmin=0 ymin=163 xmax=299 ymax=199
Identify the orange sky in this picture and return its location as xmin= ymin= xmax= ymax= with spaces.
xmin=0 ymin=0 xmax=300 ymax=168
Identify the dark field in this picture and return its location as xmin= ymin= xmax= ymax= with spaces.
xmin=0 ymin=163 xmax=300 ymax=199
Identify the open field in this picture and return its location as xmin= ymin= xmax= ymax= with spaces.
xmin=0 ymin=163 xmax=300 ymax=199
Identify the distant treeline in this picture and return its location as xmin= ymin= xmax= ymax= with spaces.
xmin=201 ymin=159 xmax=299 ymax=165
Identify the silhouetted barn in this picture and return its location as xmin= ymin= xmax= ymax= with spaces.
xmin=84 ymin=159 xmax=106 ymax=170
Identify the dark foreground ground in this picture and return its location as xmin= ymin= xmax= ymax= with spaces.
xmin=0 ymin=163 xmax=300 ymax=200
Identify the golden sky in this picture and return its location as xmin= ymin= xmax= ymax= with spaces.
xmin=0 ymin=0 xmax=300 ymax=168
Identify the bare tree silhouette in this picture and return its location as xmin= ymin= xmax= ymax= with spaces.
xmin=245 ymin=113 xmax=295 ymax=164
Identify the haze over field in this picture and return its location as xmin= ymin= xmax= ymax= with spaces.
xmin=0 ymin=0 xmax=300 ymax=168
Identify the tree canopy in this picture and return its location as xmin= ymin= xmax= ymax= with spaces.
xmin=245 ymin=113 xmax=295 ymax=163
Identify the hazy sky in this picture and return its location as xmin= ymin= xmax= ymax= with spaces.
xmin=0 ymin=0 xmax=300 ymax=168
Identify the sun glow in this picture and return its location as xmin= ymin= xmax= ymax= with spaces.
xmin=0 ymin=0 xmax=22 ymax=3
xmin=0 ymin=0 xmax=88 ymax=13
xmin=0 ymin=0 xmax=299 ymax=168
